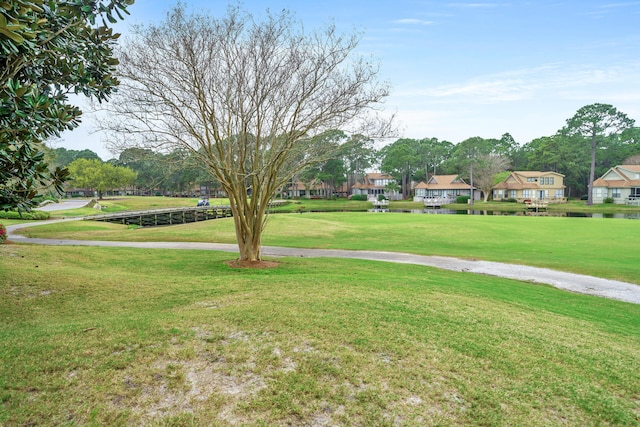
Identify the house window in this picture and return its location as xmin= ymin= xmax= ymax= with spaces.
xmin=550 ymin=177 xmax=554 ymax=185
xmin=612 ymin=188 xmax=621 ymax=198
xmin=523 ymin=190 xmax=531 ymax=198
xmin=594 ymin=188 xmax=603 ymax=198
xmin=555 ymin=190 xmax=563 ymax=198
xmin=510 ymin=190 xmax=517 ymax=198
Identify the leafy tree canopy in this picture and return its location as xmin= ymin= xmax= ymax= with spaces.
xmin=1 ymin=0 xmax=133 ymax=211
xmin=563 ymin=103 xmax=635 ymax=204
xmin=68 ymin=157 xmax=136 ymax=199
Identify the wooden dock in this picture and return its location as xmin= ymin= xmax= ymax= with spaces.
xmin=85 ymin=206 xmax=233 ymax=227
xmin=525 ymin=200 xmax=548 ymax=211
xmin=424 ymin=197 xmax=452 ymax=208
xmin=371 ymin=199 xmax=389 ymax=208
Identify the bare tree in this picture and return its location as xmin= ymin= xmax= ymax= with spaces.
xmin=624 ymin=154 xmax=640 ymax=165
xmin=472 ymin=154 xmax=511 ymax=202
xmin=102 ymin=5 xmax=391 ymax=262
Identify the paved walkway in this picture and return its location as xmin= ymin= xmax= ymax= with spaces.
xmin=35 ymin=199 xmax=93 ymax=212
xmin=6 ymin=219 xmax=640 ymax=305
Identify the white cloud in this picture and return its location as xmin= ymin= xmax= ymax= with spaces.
xmin=392 ymin=18 xmax=433 ymax=25
xmin=446 ymin=3 xmax=503 ymax=8
xmin=409 ymin=63 xmax=639 ymax=104
xmin=384 ymin=61 xmax=640 ymax=144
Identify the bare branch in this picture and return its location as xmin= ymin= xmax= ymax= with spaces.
xmin=99 ymin=4 xmax=392 ymax=260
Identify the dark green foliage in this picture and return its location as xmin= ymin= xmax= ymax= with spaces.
xmin=603 ymin=197 xmax=614 ymax=204
xmin=0 ymin=209 xmax=49 ymax=220
xmin=1 ymin=0 xmax=133 ymax=211
xmin=563 ymin=103 xmax=635 ymax=205
xmin=1 ymin=138 xmax=69 ymax=211
xmin=350 ymin=194 xmax=367 ymax=201
xmin=456 ymin=195 xmax=470 ymax=204
xmin=47 ymin=147 xmax=101 ymax=168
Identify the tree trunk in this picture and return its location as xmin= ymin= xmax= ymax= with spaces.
xmin=403 ymin=172 xmax=409 ymax=199
xmin=469 ymin=162 xmax=474 ymax=206
xmin=232 ymin=212 xmax=263 ymax=261
xmin=587 ymin=135 xmax=597 ymax=206
xmin=228 ymin=193 xmax=267 ymax=262
xmin=238 ymin=234 xmax=262 ymax=261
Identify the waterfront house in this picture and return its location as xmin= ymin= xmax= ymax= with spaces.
xmin=414 ymin=175 xmax=480 ymax=204
xmin=492 ymin=171 xmax=566 ymax=202
xmin=592 ymin=165 xmax=640 ymax=205
xmin=351 ymin=173 xmax=399 ymax=200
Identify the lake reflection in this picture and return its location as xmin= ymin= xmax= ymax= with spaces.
xmin=367 ymin=209 xmax=640 ymax=219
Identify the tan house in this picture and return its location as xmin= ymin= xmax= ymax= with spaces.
xmin=285 ymin=179 xmax=351 ymax=199
xmin=351 ymin=173 xmax=399 ymax=200
xmin=413 ymin=175 xmax=480 ymax=203
xmin=492 ymin=171 xmax=566 ymax=202
xmin=592 ymin=165 xmax=640 ymax=205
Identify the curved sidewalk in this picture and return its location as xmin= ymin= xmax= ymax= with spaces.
xmin=6 ymin=220 xmax=640 ymax=305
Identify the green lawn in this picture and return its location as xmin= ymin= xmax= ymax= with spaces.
xmin=18 ymin=212 xmax=640 ymax=284
xmin=1 ymin=244 xmax=639 ymax=426
xmin=3 ymin=199 xmax=640 ymax=425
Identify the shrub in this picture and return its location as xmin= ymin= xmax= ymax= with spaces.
xmin=0 ymin=210 xmax=50 ymax=220
xmin=456 ymin=195 xmax=470 ymax=204
xmin=603 ymin=197 xmax=614 ymax=204
xmin=0 ymin=223 xmax=6 ymax=244
xmin=350 ymin=194 xmax=368 ymax=201
xmin=378 ymin=194 xmax=387 ymax=201
xmin=580 ymin=195 xmax=589 ymax=200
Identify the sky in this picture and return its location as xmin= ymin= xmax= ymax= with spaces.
xmin=56 ymin=0 xmax=640 ymax=160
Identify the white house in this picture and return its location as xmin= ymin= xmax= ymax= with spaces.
xmin=592 ymin=165 xmax=640 ymax=205
xmin=413 ymin=175 xmax=480 ymax=203
xmin=351 ymin=173 xmax=400 ymax=200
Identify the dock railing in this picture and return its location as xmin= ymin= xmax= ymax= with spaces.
xmin=85 ymin=205 xmax=233 ymax=227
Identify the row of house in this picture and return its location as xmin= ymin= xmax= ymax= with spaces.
xmin=286 ymin=173 xmax=403 ymax=200
xmin=410 ymin=171 xmax=566 ymax=204
xmin=413 ymin=166 xmax=640 ymax=205
xmin=67 ymin=164 xmax=640 ymax=204
xmin=330 ymin=165 xmax=640 ymax=205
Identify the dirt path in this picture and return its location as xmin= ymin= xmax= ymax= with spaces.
xmin=6 ymin=220 xmax=640 ymax=304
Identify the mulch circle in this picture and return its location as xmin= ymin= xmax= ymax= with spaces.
xmin=225 ymin=259 xmax=280 ymax=269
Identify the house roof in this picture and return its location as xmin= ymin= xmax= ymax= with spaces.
xmin=419 ymin=175 xmax=471 ymax=190
xmin=367 ymin=172 xmax=394 ymax=180
xmin=287 ymin=179 xmax=324 ymax=191
xmin=619 ymin=165 xmax=640 ymax=173
xmin=593 ymin=165 xmax=640 ymax=188
xmin=512 ymin=171 xmax=565 ymax=178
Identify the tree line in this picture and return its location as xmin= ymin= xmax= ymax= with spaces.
xmin=380 ymin=104 xmax=638 ymax=201
xmin=49 ymin=101 xmax=640 ymax=204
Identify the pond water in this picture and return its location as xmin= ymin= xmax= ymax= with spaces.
xmin=367 ymin=208 xmax=640 ymax=220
